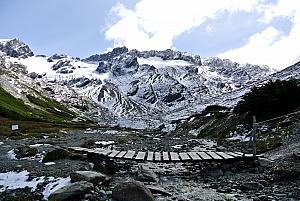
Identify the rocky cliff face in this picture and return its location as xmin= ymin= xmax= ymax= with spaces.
xmin=0 ymin=39 xmax=33 ymax=58
xmin=4 ymin=39 xmax=299 ymax=129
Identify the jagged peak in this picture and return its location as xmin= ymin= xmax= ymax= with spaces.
xmin=0 ymin=38 xmax=34 ymax=58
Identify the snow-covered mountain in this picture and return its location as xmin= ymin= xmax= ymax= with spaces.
xmin=1 ymin=38 xmax=297 ymax=129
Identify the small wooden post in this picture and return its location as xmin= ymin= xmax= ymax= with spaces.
xmin=252 ymin=116 xmax=257 ymax=157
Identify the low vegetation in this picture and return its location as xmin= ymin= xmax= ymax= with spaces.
xmin=0 ymin=85 xmax=75 ymax=122
xmin=234 ymin=79 xmax=300 ymax=121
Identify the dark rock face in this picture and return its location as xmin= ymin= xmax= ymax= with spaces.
xmin=47 ymin=54 xmax=68 ymax=62
xmin=14 ymin=145 xmax=38 ymax=159
xmin=84 ymin=46 xmax=128 ymax=62
xmin=48 ymin=181 xmax=93 ymax=201
xmin=0 ymin=39 xmax=33 ymax=58
xmin=42 ymin=148 xmax=70 ymax=163
xmin=28 ymin=72 xmax=38 ymax=79
xmin=52 ymin=60 xmax=72 ymax=71
xmin=111 ymin=54 xmax=139 ymax=76
xmin=96 ymin=61 xmax=112 ymax=74
xmin=112 ymin=180 xmax=155 ymax=201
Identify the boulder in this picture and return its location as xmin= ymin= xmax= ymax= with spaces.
xmin=14 ymin=145 xmax=38 ymax=159
xmin=48 ymin=181 xmax=93 ymax=201
xmin=42 ymin=148 xmax=70 ymax=163
xmin=137 ymin=166 xmax=159 ymax=182
xmin=258 ymin=158 xmax=273 ymax=167
xmin=240 ymin=182 xmax=263 ymax=190
xmin=112 ymin=181 xmax=155 ymax=201
xmin=28 ymin=72 xmax=38 ymax=79
xmin=70 ymin=171 xmax=107 ymax=184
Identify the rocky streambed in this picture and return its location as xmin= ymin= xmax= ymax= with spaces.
xmin=0 ymin=128 xmax=299 ymax=201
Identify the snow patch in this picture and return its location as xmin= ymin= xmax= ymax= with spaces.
xmin=42 ymin=177 xmax=71 ymax=200
xmin=7 ymin=149 xmax=17 ymax=160
xmin=0 ymin=142 xmax=4 ymax=145
xmin=44 ymin=162 xmax=56 ymax=166
xmin=0 ymin=171 xmax=44 ymax=192
xmin=95 ymin=141 xmax=115 ymax=146
xmin=138 ymin=57 xmax=192 ymax=68
xmin=29 ymin=143 xmax=52 ymax=148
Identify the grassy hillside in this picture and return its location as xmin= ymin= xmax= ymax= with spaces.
xmin=0 ymin=85 xmax=75 ymax=122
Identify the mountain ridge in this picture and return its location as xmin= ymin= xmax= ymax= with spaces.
xmin=0 ymin=38 xmax=298 ymax=129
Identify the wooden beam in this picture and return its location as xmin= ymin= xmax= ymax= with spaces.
xmin=187 ymin=152 xmax=202 ymax=161
xmin=170 ymin=152 xmax=180 ymax=161
xmin=115 ymin=151 xmax=127 ymax=158
xmin=197 ymin=152 xmax=212 ymax=160
xmin=135 ymin=152 xmax=146 ymax=161
xmin=108 ymin=150 xmax=120 ymax=158
xmin=155 ymin=152 xmax=162 ymax=161
xmin=206 ymin=152 xmax=223 ymax=160
xmin=179 ymin=152 xmax=191 ymax=161
xmin=123 ymin=150 xmax=136 ymax=159
xmin=216 ymin=152 xmax=234 ymax=159
xmin=147 ymin=151 xmax=154 ymax=161
xmin=163 ymin=152 xmax=169 ymax=161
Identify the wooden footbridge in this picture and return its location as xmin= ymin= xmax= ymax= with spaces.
xmin=69 ymin=147 xmax=257 ymax=163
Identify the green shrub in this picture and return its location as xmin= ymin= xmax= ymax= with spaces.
xmin=234 ymin=79 xmax=300 ymax=121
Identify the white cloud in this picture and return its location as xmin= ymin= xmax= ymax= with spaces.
xmin=219 ymin=0 xmax=300 ymax=69
xmin=105 ymin=0 xmax=300 ymax=70
xmin=105 ymin=0 xmax=261 ymax=50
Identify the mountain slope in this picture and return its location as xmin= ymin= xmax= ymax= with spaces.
xmin=3 ymin=38 xmax=299 ymax=129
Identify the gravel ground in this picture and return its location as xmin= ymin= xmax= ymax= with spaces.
xmin=0 ymin=127 xmax=299 ymax=200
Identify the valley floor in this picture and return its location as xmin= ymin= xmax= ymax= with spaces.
xmin=0 ymin=127 xmax=299 ymax=200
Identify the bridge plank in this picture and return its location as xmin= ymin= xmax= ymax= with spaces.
xmin=226 ymin=152 xmax=241 ymax=158
xmin=97 ymin=149 xmax=112 ymax=156
xmin=155 ymin=152 xmax=162 ymax=161
xmin=170 ymin=152 xmax=180 ymax=161
xmin=234 ymin=152 xmax=244 ymax=156
xmin=206 ymin=152 xmax=223 ymax=160
xmin=179 ymin=152 xmax=191 ymax=161
xmin=124 ymin=150 xmax=136 ymax=159
xmin=187 ymin=152 xmax=202 ymax=161
xmin=108 ymin=150 xmax=120 ymax=158
xmin=197 ymin=152 xmax=213 ymax=160
xmin=216 ymin=152 xmax=234 ymax=159
xmin=115 ymin=151 xmax=127 ymax=158
xmin=162 ymin=152 xmax=169 ymax=161
xmin=147 ymin=151 xmax=154 ymax=161
xmin=135 ymin=152 xmax=146 ymax=161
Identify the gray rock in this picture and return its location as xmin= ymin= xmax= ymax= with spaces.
xmin=137 ymin=166 xmax=159 ymax=182
xmin=112 ymin=180 xmax=155 ymax=201
xmin=48 ymin=181 xmax=93 ymax=201
xmin=70 ymin=171 xmax=107 ymax=184
xmin=258 ymin=158 xmax=273 ymax=167
xmin=14 ymin=145 xmax=38 ymax=159
xmin=240 ymin=182 xmax=264 ymax=190
xmin=28 ymin=72 xmax=38 ymax=79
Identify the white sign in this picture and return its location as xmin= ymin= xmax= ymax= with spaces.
xmin=11 ymin=125 xmax=19 ymax=131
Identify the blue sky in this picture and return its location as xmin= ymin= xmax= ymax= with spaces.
xmin=0 ymin=0 xmax=300 ymax=69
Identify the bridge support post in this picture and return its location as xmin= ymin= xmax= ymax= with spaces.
xmin=252 ymin=116 xmax=257 ymax=158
